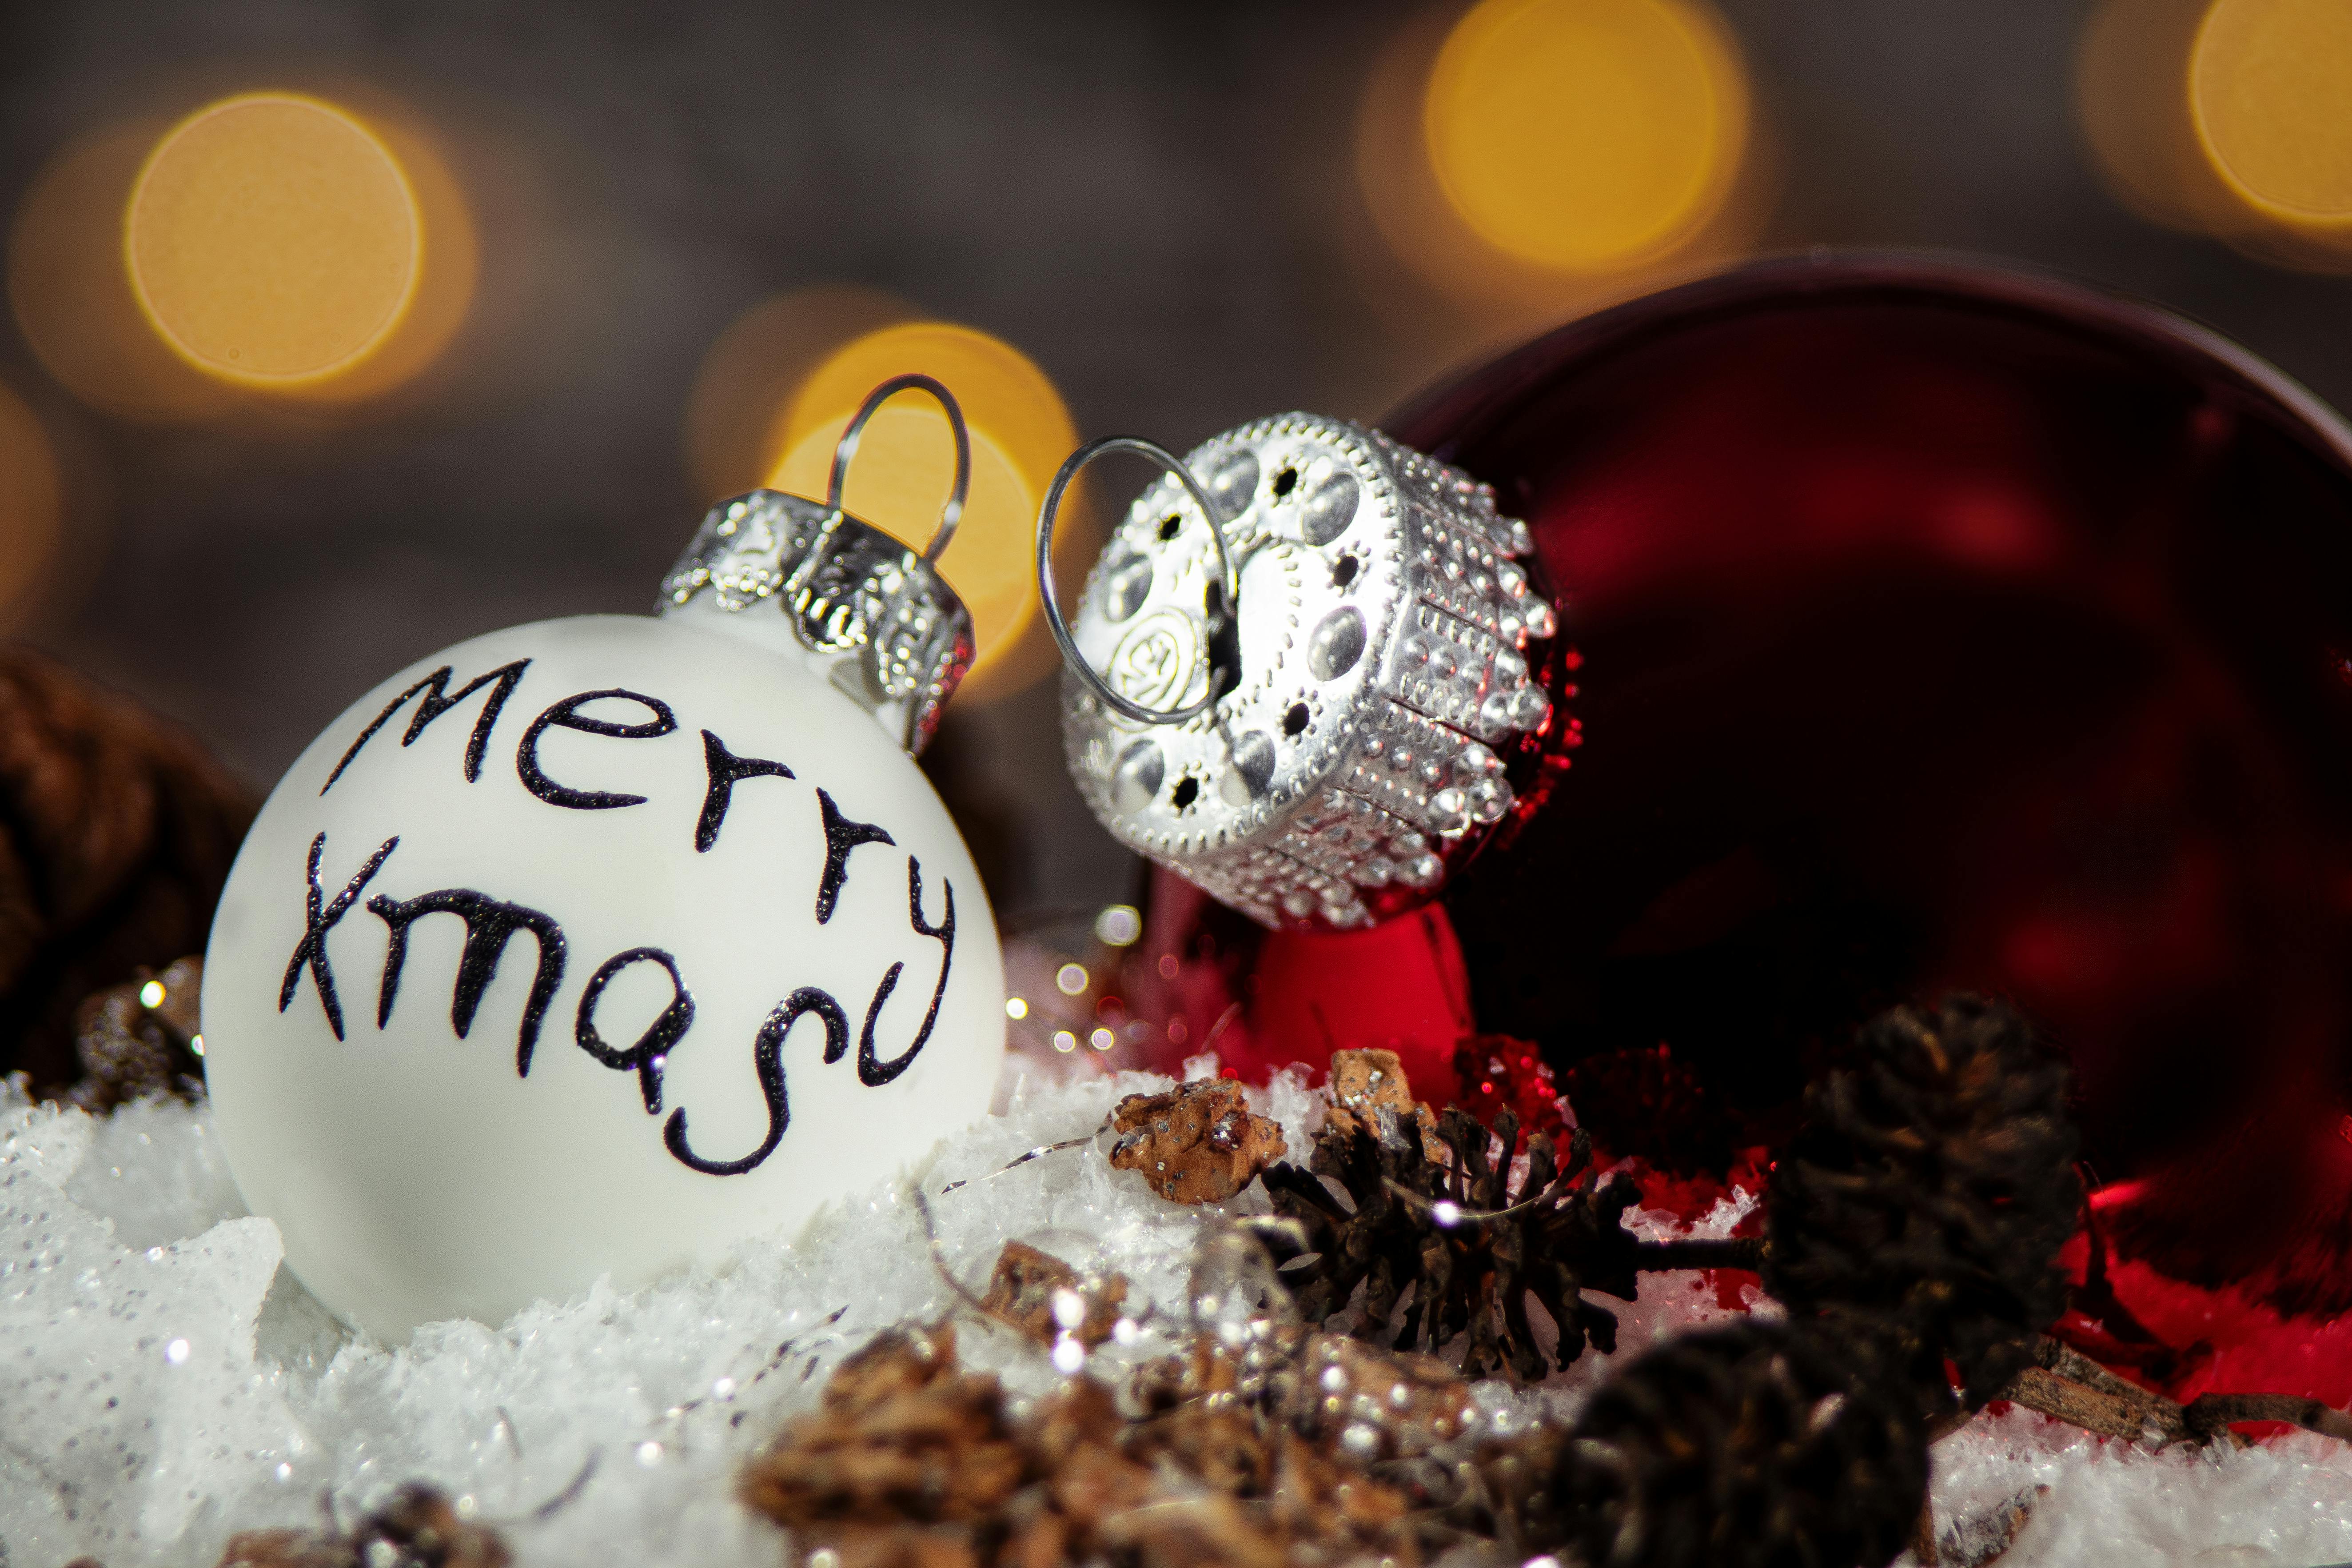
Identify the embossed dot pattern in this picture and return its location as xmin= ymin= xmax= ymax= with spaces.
xmin=1062 ymin=413 xmax=1559 ymax=930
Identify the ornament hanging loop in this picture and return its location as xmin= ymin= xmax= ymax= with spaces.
xmin=1036 ymin=435 xmax=1239 ymax=726
xmin=828 ymin=372 xmax=971 ymax=564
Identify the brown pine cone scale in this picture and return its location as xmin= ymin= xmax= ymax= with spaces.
xmin=1764 ymin=994 xmax=2082 ymax=1414
xmin=1553 ymin=1318 xmax=1929 ymax=1568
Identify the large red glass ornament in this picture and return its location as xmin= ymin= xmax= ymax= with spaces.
xmin=1130 ymin=256 xmax=2352 ymax=1392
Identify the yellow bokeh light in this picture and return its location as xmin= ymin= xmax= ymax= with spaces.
xmin=2078 ymin=0 xmax=2250 ymax=235
xmin=682 ymin=285 xmax=913 ymax=501
xmin=2191 ymin=0 xmax=2352 ymax=222
xmin=2075 ymin=0 xmax=2352 ymax=270
xmin=0 ymin=383 xmax=64 ymax=630
xmin=771 ymin=407 xmax=1042 ymax=674
xmin=1350 ymin=0 xmax=1767 ymax=386
xmin=123 ymin=91 xmax=474 ymax=396
xmin=10 ymin=123 xmax=235 ymax=422
xmin=763 ymin=321 xmax=1083 ymax=696
xmin=1423 ymin=0 xmax=1748 ymax=273
xmin=775 ymin=321 xmax=1075 ymax=492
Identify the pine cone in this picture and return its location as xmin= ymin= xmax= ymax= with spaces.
xmin=745 ymin=1322 xmax=1427 ymax=1568
xmin=67 ymin=954 xmax=203 ymax=1111
xmin=1132 ymin=1321 xmax=1475 ymax=1465
xmin=217 ymin=1484 xmax=509 ymax=1568
xmin=1261 ymin=1103 xmax=1649 ymax=1381
xmin=1763 ymin=994 xmax=2081 ymax=1412
xmin=744 ymin=1324 xmax=1031 ymax=1531
xmin=0 ymin=648 xmax=254 ymax=1093
xmin=1550 ymin=1319 xmax=1928 ymax=1568
xmin=1324 ymin=1047 xmax=1444 ymax=1160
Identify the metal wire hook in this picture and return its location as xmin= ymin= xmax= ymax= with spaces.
xmin=1036 ymin=435 xmax=1240 ymax=726
xmin=827 ymin=372 xmax=971 ymax=564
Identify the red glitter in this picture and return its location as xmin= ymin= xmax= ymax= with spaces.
xmin=1446 ymin=1034 xmax=1567 ymax=1152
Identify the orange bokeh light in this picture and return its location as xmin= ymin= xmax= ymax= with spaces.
xmin=1351 ymin=0 xmax=1768 ymax=378
xmin=682 ymin=285 xmax=914 ymax=502
xmin=2078 ymin=0 xmax=2352 ymax=270
xmin=2078 ymin=0 xmax=2249 ymax=236
xmin=128 ymin=93 xmax=421 ymax=385
xmin=2191 ymin=0 xmax=2352 ymax=223
xmin=773 ymin=321 xmax=1075 ymax=492
xmin=761 ymin=321 xmax=1083 ymax=697
xmin=9 ymin=123 xmax=235 ymax=422
xmin=769 ymin=409 xmax=1043 ymax=688
xmin=120 ymin=90 xmax=475 ymax=401
xmin=1423 ymin=0 xmax=1748 ymax=274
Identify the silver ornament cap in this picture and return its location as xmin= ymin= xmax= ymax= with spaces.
xmin=1048 ymin=412 xmax=1565 ymax=930
xmin=658 ymin=375 xmax=976 ymax=754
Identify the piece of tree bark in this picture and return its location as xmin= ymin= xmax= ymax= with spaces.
xmin=1994 ymin=1333 xmax=2352 ymax=1449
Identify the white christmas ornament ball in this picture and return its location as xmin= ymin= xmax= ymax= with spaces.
xmin=202 ymin=608 xmax=1003 ymax=1342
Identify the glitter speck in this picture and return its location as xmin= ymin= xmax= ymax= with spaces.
xmin=1052 ymin=1030 xmax=1077 ymax=1053
xmin=1055 ymin=963 xmax=1088 ymax=995
xmin=1005 ymin=996 xmax=1029 ymax=1020
xmin=163 ymin=1338 xmax=190 ymax=1365
xmin=1050 ymin=1336 xmax=1086 ymax=1374
xmin=713 ymin=1376 xmax=737 ymax=1398
xmin=1095 ymin=905 xmax=1142 ymax=946
xmin=139 ymin=981 xmax=167 ymax=1009
xmin=1431 ymin=1201 xmax=1463 ymax=1227
xmin=1088 ymin=1027 xmax=1115 ymax=1052
xmin=275 ymin=1462 xmax=292 ymax=1481
xmin=1050 ymin=1289 xmax=1087 ymax=1329
xmin=189 ymin=1033 xmax=205 ymax=1057
xmin=636 ymin=1440 xmax=664 ymax=1467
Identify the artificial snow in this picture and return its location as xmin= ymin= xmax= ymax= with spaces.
xmin=3 ymin=1064 xmax=2349 ymax=1568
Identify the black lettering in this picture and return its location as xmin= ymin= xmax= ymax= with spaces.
xmin=857 ymin=856 xmax=954 ymax=1086
xmin=574 ymin=947 xmax=694 ymax=1113
xmin=321 ymin=660 xmax=530 ymax=794
xmin=696 ymin=729 xmax=793 ymax=852
xmin=664 ymin=986 xmax=846 ymax=1177
xmin=278 ymin=832 xmax=399 ymax=1041
xmin=516 ymin=688 xmax=678 ymax=810
xmin=814 ymin=789 xmax=894 ymax=924
xmin=368 ymin=889 xmax=567 ymax=1076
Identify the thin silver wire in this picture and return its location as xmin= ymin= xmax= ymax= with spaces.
xmin=1035 ymin=435 xmax=1239 ymax=726
xmin=827 ymin=372 xmax=971 ymax=564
